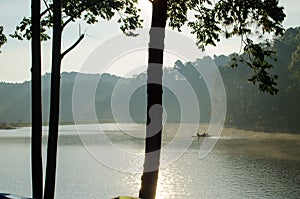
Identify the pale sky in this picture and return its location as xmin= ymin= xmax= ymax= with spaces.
xmin=0 ymin=0 xmax=299 ymax=83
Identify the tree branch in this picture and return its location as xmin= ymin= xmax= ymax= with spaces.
xmin=61 ymin=34 xmax=84 ymax=58
xmin=40 ymin=6 xmax=52 ymax=18
xmin=42 ymin=0 xmax=52 ymax=17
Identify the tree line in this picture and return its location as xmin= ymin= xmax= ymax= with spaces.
xmin=219 ymin=27 xmax=300 ymax=132
xmin=2 ymin=27 xmax=300 ymax=133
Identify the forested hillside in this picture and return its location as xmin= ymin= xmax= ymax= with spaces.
xmin=218 ymin=27 xmax=300 ymax=132
xmin=0 ymin=27 xmax=299 ymax=133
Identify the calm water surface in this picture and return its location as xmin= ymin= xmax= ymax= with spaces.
xmin=0 ymin=124 xmax=299 ymax=198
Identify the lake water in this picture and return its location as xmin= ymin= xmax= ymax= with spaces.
xmin=0 ymin=123 xmax=299 ymax=198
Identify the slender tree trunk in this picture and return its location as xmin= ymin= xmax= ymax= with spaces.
xmin=44 ymin=0 xmax=62 ymax=198
xmin=31 ymin=0 xmax=43 ymax=198
xmin=139 ymin=1 xmax=167 ymax=199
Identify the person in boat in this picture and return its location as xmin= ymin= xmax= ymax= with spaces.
xmin=196 ymin=132 xmax=208 ymax=137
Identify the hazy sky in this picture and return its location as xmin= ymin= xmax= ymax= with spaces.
xmin=0 ymin=0 xmax=299 ymax=83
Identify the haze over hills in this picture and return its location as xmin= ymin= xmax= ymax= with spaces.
xmin=1 ymin=27 xmax=300 ymax=133
xmin=0 ymin=68 xmax=212 ymax=125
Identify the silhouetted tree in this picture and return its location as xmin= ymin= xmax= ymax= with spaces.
xmin=31 ymin=0 xmax=43 ymax=198
xmin=46 ymin=2 xmax=141 ymax=199
xmin=139 ymin=1 xmax=167 ymax=199
xmin=0 ymin=26 xmax=7 ymax=52
xmin=43 ymin=0 xmax=62 ymax=198
xmin=12 ymin=1 xmax=142 ymax=198
xmin=140 ymin=0 xmax=285 ymax=198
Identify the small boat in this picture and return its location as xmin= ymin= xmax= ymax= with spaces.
xmin=192 ymin=132 xmax=209 ymax=138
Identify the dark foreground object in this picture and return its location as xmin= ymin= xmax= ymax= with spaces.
xmin=0 ymin=193 xmax=31 ymax=199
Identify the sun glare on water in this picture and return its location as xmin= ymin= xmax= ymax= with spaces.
xmin=155 ymin=167 xmax=180 ymax=199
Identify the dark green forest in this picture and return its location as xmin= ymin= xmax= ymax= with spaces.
xmin=1 ymin=27 xmax=299 ymax=133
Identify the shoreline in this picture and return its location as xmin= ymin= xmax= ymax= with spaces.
xmin=1 ymin=121 xmax=300 ymax=135
xmin=0 ymin=123 xmax=299 ymax=162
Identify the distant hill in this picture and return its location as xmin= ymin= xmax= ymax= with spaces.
xmin=1 ymin=27 xmax=300 ymax=133
xmin=0 ymin=70 xmax=211 ymax=124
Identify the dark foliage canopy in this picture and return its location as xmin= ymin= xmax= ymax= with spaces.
xmin=10 ymin=0 xmax=143 ymax=41
xmin=0 ymin=26 xmax=7 ymax=53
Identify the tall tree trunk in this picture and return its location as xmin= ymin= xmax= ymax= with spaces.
xmin=139 ymin=1 xmax=167 ymax=199
xmin=31 ymin=0 xmax=43 ymax=198
xmin=44 ymin=0 xmax=62 ymax=198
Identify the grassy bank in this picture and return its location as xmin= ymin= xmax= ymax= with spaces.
xmin=0 ymin=121 xmax=79 ymax=130
xmin=0 ymin=123 xmax=16 ymax=130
